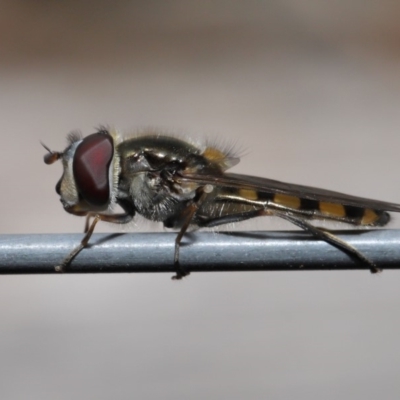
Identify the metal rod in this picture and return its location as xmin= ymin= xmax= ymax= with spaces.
xmin=0 ymin=230 xmax=400 ymax=274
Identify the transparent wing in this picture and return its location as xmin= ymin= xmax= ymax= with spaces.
xmin=178 ymin=172 xmax=400 ymax=212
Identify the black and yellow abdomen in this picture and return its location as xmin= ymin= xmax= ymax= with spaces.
xmin=214 ymin=187 xmax=390 ymax=227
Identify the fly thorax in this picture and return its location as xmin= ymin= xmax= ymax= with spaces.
xmin=129 ymin=172 xmax=195 ymax=221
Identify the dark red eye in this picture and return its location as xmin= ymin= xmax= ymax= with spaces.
xmin=73 ymin=133 xmax=113 ymax=207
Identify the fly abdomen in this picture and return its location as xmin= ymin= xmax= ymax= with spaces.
xmin=312 ymin=201 xmax=390 ymax=226
xmin=300 ymin=200 xmax=390 ymax=226
xmin=346 ymin=207 xmax=390 ymax=226
xmin=217 ymin=187 xmax=392 ymax=227
xmin=267 ymin=194 xmax=390 ymax=226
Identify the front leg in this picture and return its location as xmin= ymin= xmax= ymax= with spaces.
xmin=55 ymin=210 xmax=134 ymax=273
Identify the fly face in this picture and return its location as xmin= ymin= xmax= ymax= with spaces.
xmin=44 ymin=128 xmax=400 ymax=279
xmin=44 ymin=129 xmax=121 ymax=216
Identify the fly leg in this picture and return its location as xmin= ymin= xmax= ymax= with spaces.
xmin=270 ymin=210 xmax=381 ymax=273
xmin=171 ymin=186 xmax=213 ymax=280
xmin=55 ymin=214 xmax=100 ymax=272
xmin=55 ymin=210 xmax=134 ymax=273
xmin=198 ymin=206 xmax=380 ymax=273
xmin=84 ymin=214 xmax=92 ymax=233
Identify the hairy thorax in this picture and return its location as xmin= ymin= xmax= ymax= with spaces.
xmin=128 ymin=171 xmax=195 ymax=222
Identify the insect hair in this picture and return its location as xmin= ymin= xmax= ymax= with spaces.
xmin=66 ymin=130 xmax=82 ymax=145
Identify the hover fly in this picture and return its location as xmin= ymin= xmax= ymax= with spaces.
xmin=43 ymin=127 xmax=400 ymax=279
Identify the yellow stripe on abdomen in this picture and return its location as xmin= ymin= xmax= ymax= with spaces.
xmin=238 ymin=188 xmax=259 ymax=200
xmin=319 ymin=202 xmax=346 ymax=217
xmin=273 ymin=194 xmax=301 ymax=209
xmin=361 ymin=209 xmax=380 ymax=225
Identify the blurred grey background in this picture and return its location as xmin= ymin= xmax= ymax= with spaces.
xmin=1 ymin=1 xmax=400 ymax=399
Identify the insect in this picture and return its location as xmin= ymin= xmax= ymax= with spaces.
xmin=43 ymin=127 xmax=400 ymax=279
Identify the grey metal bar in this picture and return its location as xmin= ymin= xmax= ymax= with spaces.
xmin=0 ymin=230 xmax=400 ymax=274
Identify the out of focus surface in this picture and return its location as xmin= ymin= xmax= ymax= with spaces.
xmin=1 ymin=1 xmax=400 ymax=399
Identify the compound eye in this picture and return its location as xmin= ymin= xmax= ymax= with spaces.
xmin=73 ymin=133 xmax=113 ymax=207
